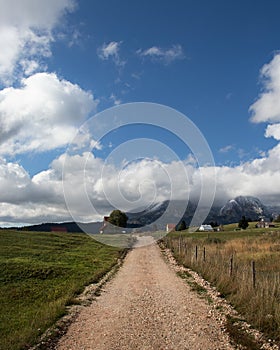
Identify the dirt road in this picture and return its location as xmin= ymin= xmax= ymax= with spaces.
xmin=56 ymin=236 xmax=234 ymax=350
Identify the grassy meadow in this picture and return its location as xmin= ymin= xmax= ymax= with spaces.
xmin=163 ymin=223 xmax=280 ymax=342
xmin=0 ymin=229 xmax=126 ymax=350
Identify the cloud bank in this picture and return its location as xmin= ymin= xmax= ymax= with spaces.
xmin=1 ymin=141 xmax=280 ymax=226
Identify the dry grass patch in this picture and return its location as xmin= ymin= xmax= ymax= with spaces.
xmin=164 ymin=229 xmax=280 ymax=343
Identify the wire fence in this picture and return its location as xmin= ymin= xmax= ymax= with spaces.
xmin=163 ymin=235 xmax=280 ymax=340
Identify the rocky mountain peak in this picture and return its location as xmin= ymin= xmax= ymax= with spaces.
xmin=219 ymin=195 xmax=270 ymax=222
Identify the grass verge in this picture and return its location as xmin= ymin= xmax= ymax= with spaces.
xmin=176 ymin=271 xmax=209 ymax=298
xmin=0 ymin=229 xmax=126 ymax=350
xmin=225 ymin=316 xmax=262 ymax=350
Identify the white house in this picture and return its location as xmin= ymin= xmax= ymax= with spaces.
xmin=198 ymin=224 xmax=214 ymax=232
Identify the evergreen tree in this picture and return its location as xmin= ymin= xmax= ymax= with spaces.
xmin=177 ymin=220 xmax=187 ymax=231
xmin=238 ymin=216 xmax=249 ymax=230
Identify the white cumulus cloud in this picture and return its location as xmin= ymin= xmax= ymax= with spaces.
xmin=0 ymin=0 xmax=76 ymax=84
xmin=0 ymin=72 xmax=98 ymax=155
xmin=250 ymin=53 xmax=280 ymax=124
xmin=265 ymin=123 xmax=280 ymax=140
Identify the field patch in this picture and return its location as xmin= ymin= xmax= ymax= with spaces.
xmin=0 ymin=230 xmax=125 ymax=350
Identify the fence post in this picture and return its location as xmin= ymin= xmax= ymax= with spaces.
xmin=229 ymin=256 xmax=233 ymax=276
xmin=203 ymin=247 xmax=206 ymax=262
xmin=195 ymin=245 xmax=198 ymax=261
xmin=252 ymin=260 xmax=256 ymax=289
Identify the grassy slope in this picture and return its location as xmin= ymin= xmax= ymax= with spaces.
xmin=0 ymin=230 xmax=124 ymax=350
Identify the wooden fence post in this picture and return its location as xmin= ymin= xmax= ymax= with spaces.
xmin=229 ymin=256 xmax=233 ymax=276
xmin=195 ymin=245 xmax=198 ymax=261
xmin=252 ymin=260 xmax=256 ymax=289
xmin=203 ymin=247 xmax=206 ymax=262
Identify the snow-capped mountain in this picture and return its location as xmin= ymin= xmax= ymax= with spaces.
xmin=218 ymin=196 xmax=271 ymax=223
xmin=15 ymin=196 xmax=276 ymax=232
xmin=126 ymin=196 xmax=274 ymax=228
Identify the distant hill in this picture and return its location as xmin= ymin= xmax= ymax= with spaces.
xmin=15 ymin=221 xmax=102 ymax=234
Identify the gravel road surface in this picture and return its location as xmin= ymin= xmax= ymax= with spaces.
xmin=56 ymin=236 xmax=234 ymax=350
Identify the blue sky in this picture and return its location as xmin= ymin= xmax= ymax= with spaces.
xmin=1 ymin=0 xmax=280 ymax=225
xmin=51 ymin=0 xmax=279 ymax=164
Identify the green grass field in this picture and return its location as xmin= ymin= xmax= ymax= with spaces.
xmin=0 ymin=230 xmax=125 ymax=350
xmin=164 ymin=224 xmax=280 ymax=343
xmin=170 ymin=221 xmax=280 ymax=238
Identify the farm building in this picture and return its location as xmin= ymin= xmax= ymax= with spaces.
xmin=51 ymin=226 xmax=67 ymax=233
xmin=99 ymin=216 xmax=126 ymax=234
xmin=99 ymin=216 xmax=109 ymax=233
xmin=166 ymin=223 xmax=176 ymax=232
xmin=256 ymin=219 xmax=275 ymax=229
xmin=198 ymin=224 xmax=214 ymax=232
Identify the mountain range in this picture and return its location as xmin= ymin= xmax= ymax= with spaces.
xmin=126 ymin=195 xmax=278 ymax=229
xmin=10 ymin=195 xmax=279 ymax=232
